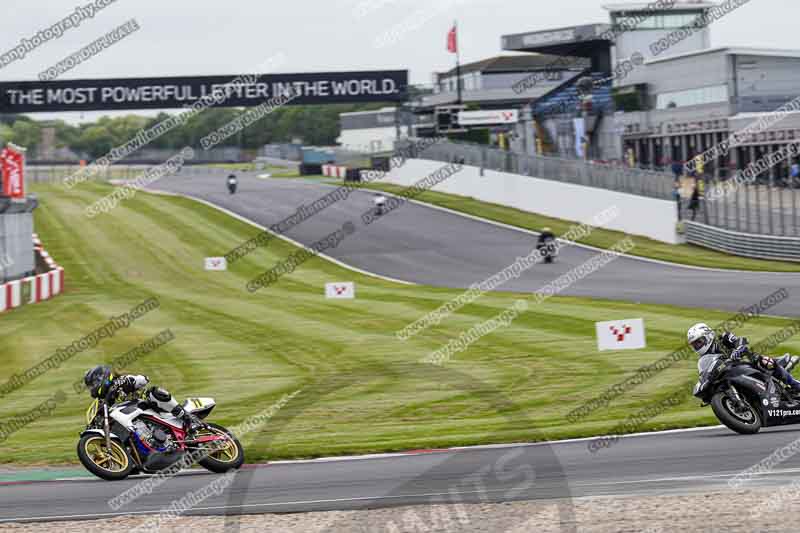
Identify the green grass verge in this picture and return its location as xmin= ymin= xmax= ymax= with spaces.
xmin=268 ymin=168 xmax=301 ymax=178
xmin=203 ymin=163 xmax=258 ymax=171
xmin=2 ymin=182 xmax=798 ymax=465
xmin=203 ymin=162 xmax=300 ymax=177
xmin=347 ymin=182 xmax=800 ymax=272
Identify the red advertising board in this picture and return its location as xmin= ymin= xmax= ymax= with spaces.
xmin=1 ymin=144 xmax=25 ymax=198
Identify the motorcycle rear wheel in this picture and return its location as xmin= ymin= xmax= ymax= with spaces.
xmin=711 ymin=391 xmax=762 ymax=434
xmin=77 ymin=435 xmax=135 ymax=480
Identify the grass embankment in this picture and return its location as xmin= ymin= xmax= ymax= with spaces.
xmin=1 ymin=182 xmax=798 ymax=465
xmin=348 ymin=182 xmax=800 ymax=272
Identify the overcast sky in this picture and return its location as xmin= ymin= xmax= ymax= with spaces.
xmin=0 ymin=0 xmax=792 ymax=124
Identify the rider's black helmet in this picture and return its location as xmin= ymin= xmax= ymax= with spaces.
xmin=84 ymin=365 xmax=114 ymax=399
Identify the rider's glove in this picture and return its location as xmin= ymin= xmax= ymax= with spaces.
xmin=731 ymin=345 xmax=748 ymax=361
xmin=171 ymin=405 xmax=196 ymax=428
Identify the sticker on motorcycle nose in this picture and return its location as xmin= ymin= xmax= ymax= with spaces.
xmin=595 ymin=318 xmax=646 ymax=351
xmin=768 ymin=409 xmax=800 ymax=417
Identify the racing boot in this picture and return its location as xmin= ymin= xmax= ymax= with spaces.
xmin=775 ymin=365 xmax=800 ymax=399
xmin=777 ymin=354 xmax=800 ymax=373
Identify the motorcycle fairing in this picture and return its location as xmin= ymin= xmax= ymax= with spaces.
xmin=725 ymin=367 xmax=800 ymax=427
xmin=761 ymin=378 xmax=800 ymax=426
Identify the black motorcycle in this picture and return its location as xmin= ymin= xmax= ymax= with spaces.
xmin=693 ymin=353 xmax=800 ymax=434
xmin=537 ymin=236 xmax=558 ymax=264
xmin=227 ymin=175 xmax=238 ymax=195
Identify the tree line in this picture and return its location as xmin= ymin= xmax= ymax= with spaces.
xmin=0 ymin=103 xmax=388 ymax=159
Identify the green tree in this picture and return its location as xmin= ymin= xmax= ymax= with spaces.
xmin=73 ymin=125 xmax=117 ymax=158
xmin=9 ymin=120 xmax=42 ymax=152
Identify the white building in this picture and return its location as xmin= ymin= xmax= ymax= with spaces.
xmin=337 ymin=107 xmax=407 ymax=154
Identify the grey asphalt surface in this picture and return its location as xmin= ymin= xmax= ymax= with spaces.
xmin=3 ymin=426 xmax=800 ymax=523
xmin=4 ymin=171 xmax=797 ymax=524
xmin=150 ymin=170 xmax=800 ymax=316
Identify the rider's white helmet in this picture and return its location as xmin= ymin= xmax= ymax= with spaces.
xmin=687 ymin=323 xmax=715 ymax=356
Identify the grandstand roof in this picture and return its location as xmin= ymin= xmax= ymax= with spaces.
xmin=602 ymin=1 xmax=717 ymax=12
xmin=501 ymin=24 xmax=612 ymax=59
xmin=437 ymin=54 xmax=589 ymax=78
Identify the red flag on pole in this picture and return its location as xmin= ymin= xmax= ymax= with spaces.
xmin=1 ymin=144 xmax=25 ymax=199
xmin=447 ymin=24 xmax=458 ymax=54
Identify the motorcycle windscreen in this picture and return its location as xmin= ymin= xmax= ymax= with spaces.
xmin=183 ymin=397 xmax=216 ymax=419
xmin=697 ymin=354 xmax=720 ymax=375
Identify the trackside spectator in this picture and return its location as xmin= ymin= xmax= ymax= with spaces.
xmin=671 ymin=160 xmax=683 ymax=181
xmin=688 ymin=183 xmax=700 ymax=221
xmin=673 ymin=180 xmax=682 ymax=220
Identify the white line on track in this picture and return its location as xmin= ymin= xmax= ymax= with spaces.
xmin=266 ymin=425 xmax=726 ymax=465
xmin=572 ymin=466 xmax=800 ymax=487
xmin=0 ymin=488 xmax=510 ymax=523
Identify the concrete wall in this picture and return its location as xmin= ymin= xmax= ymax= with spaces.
xmin=385 ymin=158 xmax=681 ymax=244
xmin=337 ymin=126 xmax=407 ymax=154
xmin=0 ymin=212 xmax=35 ymax=283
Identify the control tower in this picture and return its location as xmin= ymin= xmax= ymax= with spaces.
xmin=503 ymin=2 xmax=718 ymax=87
xmin=603 ymin=1 xmax=716 ymax=85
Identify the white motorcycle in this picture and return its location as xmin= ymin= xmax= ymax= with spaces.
xmin=78 ymin=395 xmax=244 ymax=481
xmin=373 ymin=194 xmax=388 ymax=216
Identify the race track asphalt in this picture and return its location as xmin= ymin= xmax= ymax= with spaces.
xmin=3 ymin=426 xmax=800 ymax=523
xmin=149 ymin=171 xmax=800 ymax=316
xmin=3 ymin=171 xmax=795 ymax=524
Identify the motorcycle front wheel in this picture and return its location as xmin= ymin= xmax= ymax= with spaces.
xmin=77 ymin=434 xmax=135 ymax=480
xmin=711 ymin=391 xmax=762 ymax=434
xmin=196 ymin=423 xmax=245 ymax=473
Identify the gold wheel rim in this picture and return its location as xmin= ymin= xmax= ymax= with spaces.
xmin=84 ymin=437 xmax=129 ymax=473
xmin=197 ymin=428 xmax=239 ymax=463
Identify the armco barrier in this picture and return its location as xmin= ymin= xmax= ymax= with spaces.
xmin=0 ymin=233 xmax=64 ymax=312
xmin=402 ymin=139 xmax=675 ymax=201
xmin=685 ymin=221 xmax=800 ymax=262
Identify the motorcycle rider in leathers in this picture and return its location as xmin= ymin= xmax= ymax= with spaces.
xmin=83 ymin=365 xmax=198 ymax=432
xmin=687 ymin=323 xmax=800 ymax=395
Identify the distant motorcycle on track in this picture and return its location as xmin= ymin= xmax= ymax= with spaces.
xmin=536 ymin=228 xmax=558 ymax=264
xmin=373 ymin=194 xmax=387 ymax=216
xmin=693 ymin=352 xmax=800 ymax=434
xmin=227 ymin=174 xmax=238 ymax=195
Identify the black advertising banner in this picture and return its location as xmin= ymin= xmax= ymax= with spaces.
xmin=0 ymin=70 xmax=408 ymax=113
